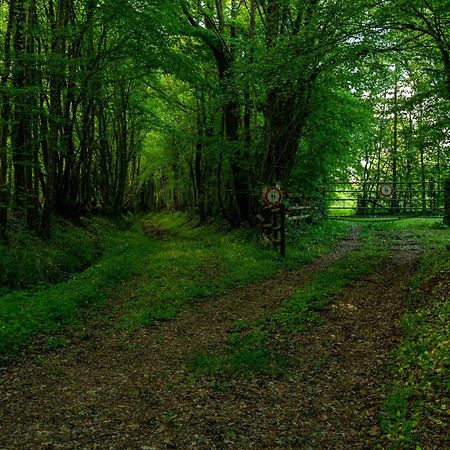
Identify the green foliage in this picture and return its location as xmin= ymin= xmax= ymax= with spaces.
xmin=272 ymin=236 xmax=382 ymax=334
xmin=192 ymin=320 xmax=290 ymax=378
xmin=378 ymin=219 xmax=450 ymax=448
xmin=294 ymin=85 xmax=375 ymax=194
xmin=45 ymin=335 xmax=67 ymax=351
xmin=191 ymin=343 xmax=289 ymax=379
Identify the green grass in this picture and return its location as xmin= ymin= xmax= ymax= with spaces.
xmin=271 ymin=231 xmax=383 ymax=333
xmin=0 ymin=219 xmax=159 ymax=358
xmin=326 ymin=191 xmax=357 ymax=217
xmin=116 ymin=213 xmax=351 ymax=330
xmin=0 ymin=218 xmax=103 ymax=295
xmin=0 ymin=213 xmax=350 ymax=359
xmin=191 ymin=226 xmax=387 ymax=378
xmin=377 ymin=219 xmax=450 ymax=449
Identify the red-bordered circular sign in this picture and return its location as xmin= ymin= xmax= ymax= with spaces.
xmin=264 ymin=186 xmax=283 ymax=206
xmin=379 ymin=184 xmax=395 ymax=198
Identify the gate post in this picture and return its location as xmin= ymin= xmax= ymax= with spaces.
xmin=444 ymin=179 xmax=450 ymax=226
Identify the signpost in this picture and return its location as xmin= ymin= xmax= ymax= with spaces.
xmin=379 ymin=183 xmax=395 ymax=198
xmin=261 ymin=186 xmax=286 ymax=256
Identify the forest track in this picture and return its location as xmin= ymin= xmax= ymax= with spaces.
xmin=0 ymin=228 xmax=422 ymax=449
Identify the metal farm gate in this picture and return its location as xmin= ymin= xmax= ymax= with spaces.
xmin=261 ymin=181 xmax=448 ymax=256
xmin=323 ymin=181 xmax=446 ymax=219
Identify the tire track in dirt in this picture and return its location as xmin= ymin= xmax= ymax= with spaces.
xmin=0 ymin=229 xmax=422 ymax=449
xmin=0 ymin=228 xmax=360 ymax=449
xmin=127 ymin=230 xmax=421 ymax=450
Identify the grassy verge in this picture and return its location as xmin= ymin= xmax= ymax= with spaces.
xmin=377 ymin=219 xmax=450 ymax=449
xmin=191 ymin=226 xmax=387 ymax=379
xmin=0 ymin=219 xmax=159 ymax=358
xmin=0 ymin=213 xmax=350 ymax=359
xmin=0 ymin=218 xmax=104 ymax=295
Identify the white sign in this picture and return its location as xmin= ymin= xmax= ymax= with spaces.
xmin=264 ymin=187 xmax=283 ymax=206
xmin=380 ymin=184 xmax=395 ymax=198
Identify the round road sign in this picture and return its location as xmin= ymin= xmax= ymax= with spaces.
xmin=264 ymin=186 xmax=283 ymax=206
xmin=379 ymin=184 xmax=395 ymax=198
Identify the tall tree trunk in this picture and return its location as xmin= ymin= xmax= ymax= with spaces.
xmin=243 ymin=0 xmax=256 ymax=151
xmin=391 ymin=77 xmax=399 ymax=212
xmin=0 ymin=0 xmax=15 ymax=240
xmin=261 ymin=84 xmax=311 ymax=185
xmin=420 ymin=141 xmax=426 ymax=212
xmin=97 ymin=103 xmax=112 ymax=210
xmin=226 ymin=0 xmax=251 ymax=224
xmin=41 ymin=0 xmax=68 ymax=237
xmin=195 ymin=90 xmax=206 ymax=222
xmin=436 ymin=146 xmax=441 ymax=208
xmin=187 ymin=2 xmax=249 ymax=224
xmin=260 ymin=0 xmax=317 ymax=188
xmin=374 ymin=115 xmax=384 ymax=213
xmin=79 ymin=96 xmax=94 ymax=211
xmin=25 ymin=0 xmax=40 ymax=231
xmin=444 ymin=179 xmax=450 ymax=226
xmin=11 ymin=0 xmax=30 ymax=214
xmin=113 ymin=83 xmax=129 ymax=210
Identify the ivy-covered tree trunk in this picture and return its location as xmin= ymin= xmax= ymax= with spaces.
xmin=209 ymin=36 xmax=249 ymax=224
xmin=259 ymin=0 xmax=318 ymax=189
xmin=185 ymin=2 xmax=252 ymax=225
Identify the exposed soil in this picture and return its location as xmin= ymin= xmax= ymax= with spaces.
xmin=0 ymin=229 xmax=422 ymax=449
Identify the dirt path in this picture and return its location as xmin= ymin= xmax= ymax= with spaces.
xmin=0 ymin=229 xmax=421 ymax=449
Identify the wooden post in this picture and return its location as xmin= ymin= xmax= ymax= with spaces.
xmin=280 ymin=203 xmax=286 ymax=256
xmin=444 ymin=179 xmax=450 ymax=226
xmin=272 ymin=206 xmax=278 ymax=243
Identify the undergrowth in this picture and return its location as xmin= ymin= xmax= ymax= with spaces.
xmin=0 ymin=218 xmax=103 ymax=295
xmin=0 ymin=218 xmax=157 ymax=358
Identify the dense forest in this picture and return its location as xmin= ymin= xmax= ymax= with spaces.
xmin=0 ymin=0 xmax=449 ymax=238
xmin=1 ymin=2 xmax=450 ymax=449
